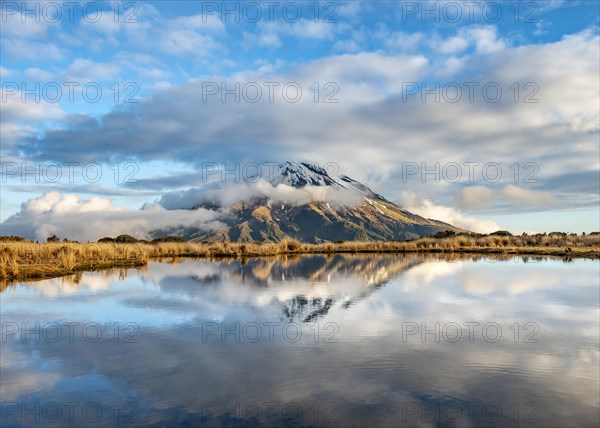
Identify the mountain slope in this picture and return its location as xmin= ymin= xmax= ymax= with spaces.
xmin=185 ymin=162 xmax=462 ymax=243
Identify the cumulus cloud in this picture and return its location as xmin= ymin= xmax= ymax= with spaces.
xmin=398 ymin=192 xmax=502 ymax=233
xmin=0 ymin=192 xmax=224 ymax=241
xmin=11 ymin=28 xmax=598 ymax=209
xmin=0 ymin=89 xmax=66 ymax=124
xmin=502 ymin=185 xmax=555 ymax=205
xmin=459 ymin=185 xmax=494 ymax=208
xmin=251 ymin=19 xmax=338 ymax=46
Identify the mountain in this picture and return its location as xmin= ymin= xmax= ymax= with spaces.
xmin=181 ymin=162 xmax=462 ymax=243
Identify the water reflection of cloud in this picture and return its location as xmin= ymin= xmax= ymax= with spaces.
xmin=1 ymin=256 xmax=598 ymax=426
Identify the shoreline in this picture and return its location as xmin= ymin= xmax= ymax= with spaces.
xmin=1 ymin=237 xmax=598 ymax=284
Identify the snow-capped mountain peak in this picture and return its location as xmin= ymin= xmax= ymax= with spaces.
xmin=265 ymin=162 xmax=339 ymax=188
xmin=260 ymin=162 xmax=381 ymax=200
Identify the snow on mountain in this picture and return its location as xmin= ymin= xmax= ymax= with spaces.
xmin=263 ymin=162 xmax=340 ymax=188
xmin=259 ymin=161 xmax=381 ymax=199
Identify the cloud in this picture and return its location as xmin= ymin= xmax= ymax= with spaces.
xmin=502 ymin=185 xmax=555 ymax=205
xmin=24 ymin=67 xmax=53 ymax=80
xmin=0 ymin=89 xmax=66 ymax=123
xmin=66 ymin=58 xmax=121 ymax=81
xmin=434 ymin=35 xmax=469 ymax=54
xmin=333 ymin=39 xmax=360 ymax=53
xmin=464 ymin=25 xmax=506 ymax=53
xmin=0 ymin=66 xmax=17 ymax=78
xmin=0 ymin=181 xmax=364 ymax=241
xmin=383 ymin=31 xmax=425 ymax=52
xmin=13 ymin=28 xmax=597 ymax=173
xmin=158 ymin=180 xmax=362 ymax=209
xmin=1 ymin=38 xmax=64 ymax=61
xmin=399 ymin=192 xmax=502 ymax=233
xmin=1 ymin=192 xmax=224 ymax=241
xmin=1 ymin=10 xmax=52 ymax=39
xmin=2 ymin=7 xmax=598 ymax=228
xmin=243 ymin=19 xmax=342 ymax=48
xmin=459 ymin=185 xmax=494 ymax=208
xmin=123 ymin=9 xmax=225 ymax=56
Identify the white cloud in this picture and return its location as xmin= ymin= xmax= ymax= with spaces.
xmin=435 ymin=35 xmax=469 ymax=54
xmin=66 ymin=58 xmax=121 ymax=81
xmin=502 ymin=185 xmax=555 ymax=205
xmin=333 ymin=39 xmax=360 ymax=52
xmin=0 ymin=89 xmax=66 ymax=123
xmin=1 ymin=192 xmax=224 ymax=241
xmin=123 ymin=11 xmax=225 ymax=56
xmin=464 ymin=25 xmax=506 ymax=53
xmin=159 ymin=180 xmax=362 ymax=210
xmin=459 ymin=185 xmax=494 ymax=208
xmin=1 ymin=11 xmax=51 ymax=38
xmin=383 ymin=31 xmax=424 ymax=52
xmin=24 ymin=67 xmax=53 ymax=80
xmin=399 ymin=192 xmax=502 ymax=233
xmin=1 ymin=38 xmax=64 ymax=61
xmin=0 ymin=66 xmax=17 ymax=78
xmin=244 ymin=19 xmax=342 ymax=49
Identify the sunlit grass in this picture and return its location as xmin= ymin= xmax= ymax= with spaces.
xmin=1 ymin=233 xmax=598 ymax=284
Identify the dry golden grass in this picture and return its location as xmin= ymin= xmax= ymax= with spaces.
xmin=1 ymin=234 xmax=598 ymax=284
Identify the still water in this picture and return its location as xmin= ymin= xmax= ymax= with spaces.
xmin=1 ymin=254 xmax=598 ymax=427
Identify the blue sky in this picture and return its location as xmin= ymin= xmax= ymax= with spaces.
xmin=1 ymin=0 xmax=599 ymax=239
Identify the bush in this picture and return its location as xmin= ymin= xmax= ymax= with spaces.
xmin=98 ymin=237 xmax=115 ymax=243
xmin=115 ymin=234 xmax=138 ymax=243
xmin=0 ymin=236 xmax=27 ymax=242
xmin=47 ymin=235 xmax=60 ymax=243
xmin=489 ymin=230 xmax=513 ymax=237
xmin=433 ymin=230 xmax=456 ymax=238
xmin=151 ymin=236 xmax=186 ymax=243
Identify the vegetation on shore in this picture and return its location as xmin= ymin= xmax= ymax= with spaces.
xmin=1 ymin=231 xmax=598 ymax=284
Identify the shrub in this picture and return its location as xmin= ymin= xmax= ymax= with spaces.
xmin=115 ymin=234 xmax=138 ymax=243
xmin=434 ymin=230 xmax=456 ymax=238
xmin=151 ymin=236 xmax=186 ymax=243
xmin=98 ymin=237 xmax=115 ymax=243
xmin=489 ymin=230 xmax=513 ymax=237
xmin=0 ymin=236 xmax=27 ymax=242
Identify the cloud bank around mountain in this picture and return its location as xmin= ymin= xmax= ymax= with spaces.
xmin=0 ymin=192 xmax=224 ymax=242
xmin=399 ymin=192 xmax=502 ymax=233
xmin=158 ymin=180 xmax=363 ymax=209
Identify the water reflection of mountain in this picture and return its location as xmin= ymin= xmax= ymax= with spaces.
xmin=183 ymin=254 xmax=426 ymax=323
xmin=234 ymin=254 xmax=423 ymax=286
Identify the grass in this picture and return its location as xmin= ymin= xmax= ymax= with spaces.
xmin=1 ymin=233 xmax=598 ymax=284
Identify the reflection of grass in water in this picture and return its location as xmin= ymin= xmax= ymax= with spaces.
xmin=1 ymin=234 xmax=598 ymax=285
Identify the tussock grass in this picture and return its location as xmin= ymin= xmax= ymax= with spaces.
xmin=1 ymin=233 xmax=598 ymax=284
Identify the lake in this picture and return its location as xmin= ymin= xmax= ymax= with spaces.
xmin=1 ymin=254 xmax=598 ymax=427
